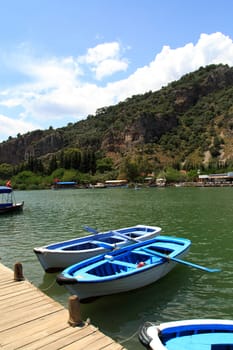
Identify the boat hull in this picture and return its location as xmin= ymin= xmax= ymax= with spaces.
xmin=61 ymin=251 xmax=188 ymax=301
xmin=139 ymin=319 xmax=233 ymax=350
xmin=34 ymin=225 xmax=161 ymax=272
xmin=34 ymin=247 xmax=109 ymax=273
xmin=0 ymin=202 xmax=24 ymax=214
xmin=57 ymin=236 xmax=191 ymax=302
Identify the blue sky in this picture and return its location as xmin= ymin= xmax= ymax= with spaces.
xmin=1 ymin=0 xmax=233 ymax=142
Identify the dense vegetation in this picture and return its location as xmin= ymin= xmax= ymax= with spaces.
xmin=1 ymin=63 xmax=233 ymax=189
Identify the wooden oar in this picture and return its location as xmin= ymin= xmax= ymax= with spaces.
xmin=84 ymin=226 xmax=221 ymax=273
xmin=112 ymin=231 xmax=139 ymax=243
xmin=83 ymin=225 xmax=100 ymax=234
xmin=83 ymin=225 xmax=139 ymax=243
xmin=142 ymin=247 xmax=221 ymax=273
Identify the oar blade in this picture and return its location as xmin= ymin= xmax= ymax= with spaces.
xmin=207 ymin=268 xmax=221 ymax=273
xmin=172 ymin=256 xmax=221 ymax=273
xmin=143 ymin=248 xmax=221 ymax=273
xmin=83 ymin=225 xmax=99 ymax=234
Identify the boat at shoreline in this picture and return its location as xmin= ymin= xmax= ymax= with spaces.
xmin=0 ymin=186 xmax=24 ymax=214
xmin=104 ymin=179 xmax=128 ymax=188
xmin=51 ymin=181 xmax=78 ymax=190
xmin=34 ymin=224 xmax=161 ymax=272
xmin=56 ymin=235 xmax=191 ymax=302
xmin=92 ymin=182 xmax=106 ymax=188
xmin=138 ymin=319 xmax=233 ymax=350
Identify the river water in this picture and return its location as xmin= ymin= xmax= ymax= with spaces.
xmin=1 ymin=187 xmax=233 ymax=349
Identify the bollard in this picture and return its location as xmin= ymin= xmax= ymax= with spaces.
xmin=14 ymin=262 xmax=25 ymax=281
xmin=68 ymin=295 xmax=84 ymax=327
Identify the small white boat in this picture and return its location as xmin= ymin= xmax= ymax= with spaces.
xmin=56 ymin=235 xmax=191 ymax=302
xmin=93 ymin=182 xmax=106 ymax=188
xmin=34 ymin=224 xmax=161 ymax=272
xmin=138 ymin=319 xmax=233 ymax=350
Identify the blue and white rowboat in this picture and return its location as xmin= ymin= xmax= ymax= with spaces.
xmin=56 ymin=235 xmax=191 ymax=302
xmin=138 ymin=319 xmax=233 ymax=350
xmin=34 ymin=224 xmax=161 ymax=272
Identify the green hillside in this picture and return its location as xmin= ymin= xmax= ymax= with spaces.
xmin=1 ymin=63 xmax=233 ymax=187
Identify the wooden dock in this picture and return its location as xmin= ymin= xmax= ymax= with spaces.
xmin=0 ymin=263 xmax=127 ymax=349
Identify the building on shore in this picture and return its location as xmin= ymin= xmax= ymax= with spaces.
xmin=198 ymin=172 xmax=233 ymax=186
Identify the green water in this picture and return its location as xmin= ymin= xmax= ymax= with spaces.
xmin=1 ymin=187 xmax=233 ymax=349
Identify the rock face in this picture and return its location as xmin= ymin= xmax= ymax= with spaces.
xmin=1 ymin=64 xmax=233 ymax=167
xmin=0 ymin=130 xmax=65 ymax=165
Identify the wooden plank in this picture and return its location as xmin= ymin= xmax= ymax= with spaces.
xmin=84 ymin=334 xmax=118 ymax=350
xmin=0 ymin=263 xmax=127 ymax=350
xmin=17 ymin=325 xmax=99 ymax=350
xmin=2 ymin=323 xmax=97 ymax=350
xmin=0 ymin=281 xmax=26 ymax=292
xmin=60 ymin=331 xmax=109 ymax=350
xmin=0 ymin=291 xmax=43 ymax=311
xmin=101 ymin=344 xmax=125 ymax=350
xmin=0 ymin=309 xmax=69 ymax=346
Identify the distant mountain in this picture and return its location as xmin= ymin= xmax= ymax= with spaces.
xmin=1 ymin=63 xmax=233 ymax=171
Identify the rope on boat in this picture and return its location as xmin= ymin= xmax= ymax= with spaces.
xmin=118 ymin=321 xmax=156 ymax=345
xmin=40 ymin=277 xmax=57 ymax=291
xmin=118 ymin=328 xmax=140 ymax=344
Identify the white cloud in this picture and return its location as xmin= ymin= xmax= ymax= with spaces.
xmin=1 ymin=32 xmax=233 ymax=141
xmin=0 ymin=114 xmax=40 ymax=140
xmin=94 ymin=58 xmax=128 ymax=80
xmin=104 ymin=32 xmax=233 ymax=102
xmin=78 ymin=41 xmax=129 ymax=79
xmin=19 ymin=56 xmax=82 ymax=90
xmin=81 ymin=42 xmax=120 ymax=63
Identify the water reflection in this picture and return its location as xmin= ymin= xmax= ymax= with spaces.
xmin=0 ymin=187 xmax=233 ymax=350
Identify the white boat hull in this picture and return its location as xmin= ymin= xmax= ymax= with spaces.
xmin=62 ymin=249 xmax=189 ymax=302
xmin=35 ymin=248 xmax=106 ymax=272
xmin=34 ymin=225 xmax=161 ymax=272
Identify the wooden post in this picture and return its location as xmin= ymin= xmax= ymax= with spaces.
xmin=14 ymin=262 xmax=25 ymax=281
xmin=68 ymin=295 xmax=83 ymax=327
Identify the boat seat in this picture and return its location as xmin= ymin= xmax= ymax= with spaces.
xmin=133 ymin=248 xmax=151 ymax=255
xmin=74 ymin=271 xmax=100 ymax=280
xmin=109 ymin=260 xmax=136 ymax=269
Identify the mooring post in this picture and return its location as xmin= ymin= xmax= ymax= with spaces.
xmin=68 ymin=295 xmax=83 ymax=327
xmin=14 ymin=262 xmax=25 ymax=281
